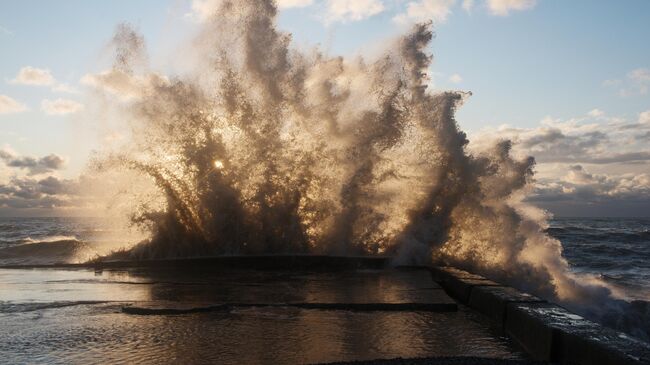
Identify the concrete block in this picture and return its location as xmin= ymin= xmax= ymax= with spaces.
xmin=505 ymin=302 xmax=559 ymax=361
xmin=429 ymin=266 xmax=500 ymax=304
xmin=560 ymin=329 xmax=650 ymax=365
xmin=445 ymin=277 xmax=501 ymax=304
xmin=468 ymin=286 xmax=544 ymax=328
xmin=430 ymin=266 xmax=486 ymax=282
xmin=506 ymin=302 xmax=650 ymax=364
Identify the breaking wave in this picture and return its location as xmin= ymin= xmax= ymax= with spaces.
xmin=15 ymin=236 xmax=80 ymax=245
xmin=86 ymin=0 xmax=648 ymax=340
xmin=0 ymin=239 xmax=97 ymax=266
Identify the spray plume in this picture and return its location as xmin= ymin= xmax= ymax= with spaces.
xmin=87 ymin=0 xmax=648 ymax=340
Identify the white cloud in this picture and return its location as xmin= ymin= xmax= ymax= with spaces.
xmin=41 ymin=99 xmax=84 ymax=115
xmin=9 ymin=66 xmax=78 ymax=93
xmin=278 ymin=0 xmax=314 ymax=8
xmin=587 ymin=108 xmax=604 ymax=118
xmin=639 ymin=110 xmax=650 ymax=125
xmin=449 ymin=73 xmax=463 ymax=84
xmin=0 ymin=95 xmax=27 ymax=114
xmin=626 ymin=68 xmax=650 ymax=95
xmin=531 ymin=165 xmax=650 ymax=205
xmin=605 ymin=67 xmax=650 ymax=97
xmin=10 ymin=66 xmax=55 ymax=86
xmin=629 ymin=68 xmax=650 ymax=83
xmin=189 ymin=0 xmax=313 ymax=21
xmin=393 ymin=0 xmax=456 ymax=24
xmin=485 ymin=0 xmax=537 ymax=16
xmin=462 ymin=0 xmax=475 ymax=12
xmin=327 ymin=0 xmax=385 ymax=23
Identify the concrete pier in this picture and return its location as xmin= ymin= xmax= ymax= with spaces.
xmin=431 ymin=266 xmax=650 ymax=365
xmin=121 ymin=268 xmax=458 ymax=314
xmin=2 ymin=256 xmax=649 ymax=364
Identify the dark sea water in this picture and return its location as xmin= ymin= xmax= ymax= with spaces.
xmin=548 ymin=217 xmax=650 ymax=300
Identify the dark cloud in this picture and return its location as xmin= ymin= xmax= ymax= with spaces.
xmin=520 ymin=127 xmax=565 ymax=148
xmin=519 ymin=129 xmax=609 ymax=163
xmin=0 ymin=176 xmax=79 ymax=210
xmin=582 ymin=152 xmax=650 ymax=164
xmin=0 ymin=151 xmax=65 ymax=175
xmin=527 ymin=165 xmax=650 ymax=216
xmin=636 ymin=131 xmax=650 ymax=141
xmin=474 ymin=113 xmax=650 ymax=166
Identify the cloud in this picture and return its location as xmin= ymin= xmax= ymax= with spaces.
xmin=485 ymin=0 xmax=536 ymax=16
xmin=587 ymin=108 xmax=604 ymax=118
xmin=81 ymin=69 xmax=168 ymax=100
xmin=0 ymin=95 xmax=28 ymax=114
xmin=278 ymin=0 xmax=314 ymax=8
xmin=629 ymin=68 xmax=650 ymax=83
xmin=10 ymin=66 xmax=55 ymax=86
xmin=529 ymin=165 xmax=650 ymax=205
xmin=449 ymin=73 xmax=463 ymax=83
xmin=462 ymin=0 xmax=475 ymax=12
xmin=0 ymin=176 xmax=79 ymax=210
xmin=41 ymin=98 xmax=84 ymax=115
xmin=605 ymin=67 xmax=650 ymax=97
xmin=189 ymin=0 xmax=313 ymax=21
xmin=9 ymin=66 xmax=78 ymax=93
xmin=640 ymin=110 xmax=650 ymax=124
xmin=0 ymin=147 xmax=66 ymax=175
xmin=327 ymin=0 xmax=385 ymax=23
xmin=394 ymin=0 xmax=456 ymax=24
xmin=471 ymin=109 xmax=650 ymax=165
xmin=624 ymin=68 xmax=650 ymax=95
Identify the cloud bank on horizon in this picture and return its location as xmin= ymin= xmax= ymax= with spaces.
xmin=0 ymin=0 xmax=648 ymax=217
xmin=471 ymin=109 xmax=650 ymax=216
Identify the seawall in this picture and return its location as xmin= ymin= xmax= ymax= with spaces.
xmin=430 ymin=266 xmax=650 ymax=365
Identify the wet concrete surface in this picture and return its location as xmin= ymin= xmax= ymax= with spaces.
xmin=0 ymin=265 xmax=530 ymax=364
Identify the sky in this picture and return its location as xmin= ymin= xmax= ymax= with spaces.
xmin=0 ymin=0 xmax=649 ymax=217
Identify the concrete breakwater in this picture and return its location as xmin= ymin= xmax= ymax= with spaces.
xmin=3 ymin=254 xmax=649 ymax=364
xmin=430 ymin=266 xmax=650 ymax=365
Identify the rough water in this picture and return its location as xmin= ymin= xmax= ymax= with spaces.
xmin=548 ymin=218 xmax=650 ymax=301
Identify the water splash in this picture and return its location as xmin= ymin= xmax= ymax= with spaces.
xmin=86 ymin=0 xmax=647 ymax=340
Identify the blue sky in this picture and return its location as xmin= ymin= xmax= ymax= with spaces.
xmin=1 ymin=0 xmax=649 ymax=216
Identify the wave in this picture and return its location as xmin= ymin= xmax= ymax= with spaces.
xmin=0 ymin=301 xmax=112 ymax=313
xmin=0 ymin=239 xmax=97 ymax=266
xmin=19 ymin=235 xmax=80 ymax=244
